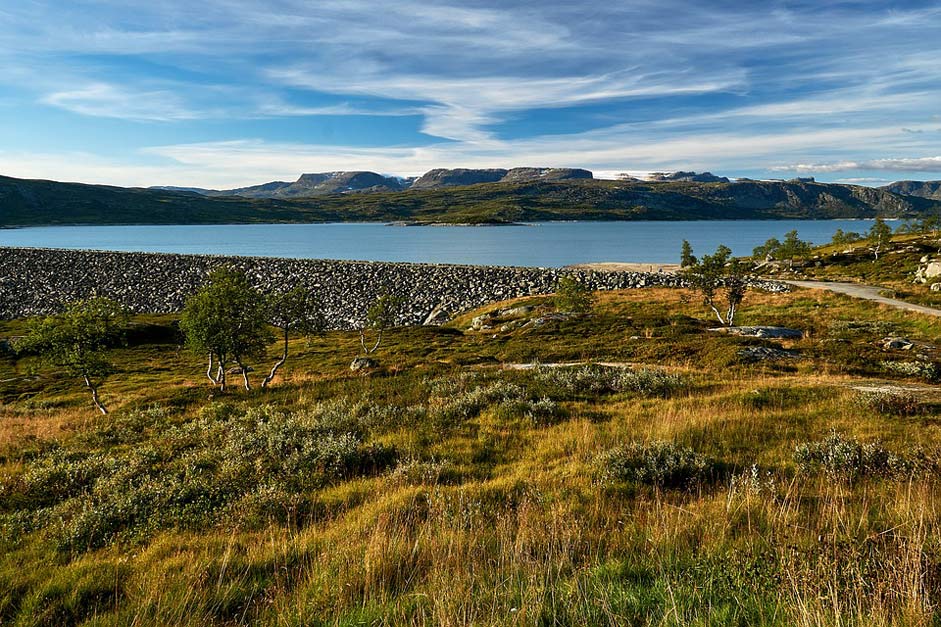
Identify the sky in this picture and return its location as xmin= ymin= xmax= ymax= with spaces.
xmin=1 ymin=1 xmax=941 ymax=189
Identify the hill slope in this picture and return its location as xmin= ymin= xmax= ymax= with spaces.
xmin=882 ymin=180 xmax=941 ymax=201
xmin=2 ymin=174 xmax=938 ymax=227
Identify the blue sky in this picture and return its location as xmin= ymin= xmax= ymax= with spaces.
xmin=1 ymin=1 xmax=941 ymax=188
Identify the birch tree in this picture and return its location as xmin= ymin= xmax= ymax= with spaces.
xmin=261 ymin=286 xmax=324 ymax=389
xmin=680 ymin=244 xmax=749 ymax=326
xmin=15 ymin=298 xmax=128 ymax=415
xmin=180 ymin=267 xmax=272 ymax=391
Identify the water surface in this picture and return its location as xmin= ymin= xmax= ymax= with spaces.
xmin=0 ymin=220 xmax=892 ymax=267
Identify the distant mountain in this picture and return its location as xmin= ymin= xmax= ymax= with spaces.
xmin=500 ymin=167 xmax=593 ymax=184
xmin=409 ymin=168 xmax=509 ymax=189
xmin=202 ymin=172 xmax=404 ymax=199
xmin=410 ymin=167 xmax=593 ymax=190
xmin=648 ymin=171 xmax=730 ymax=183
xmin=201 ymin=167 xmax=596 ymax=198
xmin=882 ymin=180 xmax=941 ymax=201
xmin=148 ymin=185 xmax=213 ymax=194
xmin=3 ymin=173 xmax=938 ymax=228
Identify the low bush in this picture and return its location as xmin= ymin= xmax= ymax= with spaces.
xmin=2 ymin=405 xmax=397 ymax=551
xmin=794 ymin=431 xmax=939 ymax=482
xmin=430 ymin=380 xmax=528 ymax=426
xmin=493 ymin=396 xmax=567 ymax=426
xmin=595 ymin=441 xmax=713 ymax=489
xmin=535 ymin=365 xmax=686 ymax=398
xmin=386 ymin=457 xmax=459 ymax=487
xmin=856 ymin=390 xmax=926 ymax=416
xmin=881 ymin=360 xmax=939 ymax=382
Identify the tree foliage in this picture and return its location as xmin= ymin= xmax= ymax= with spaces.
xmin=554 ymin=276 xmax=595 ymax=314
xmin=752 ymin=230 xmax=812 ymax=260
xmin=680 ymin=240 xmax=697 ymax=268
xmin=15 ymin=298 xmax=129 ymax=414
xmin=360 ymin=293 xmax=404 ymax=355
xmin=830 ymin=228 xmax=863 ymax=246
xmin=680 ymin=243 xmax=749 ymax=326
xmin=868 ymin=218 xmax=893 ymax=260
xmin=180 ymin=267 xmax=272 ymax=391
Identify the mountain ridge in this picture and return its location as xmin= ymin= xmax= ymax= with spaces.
xmin=882 ymin=180 xmax=941 ymax=201
xmin=4 ymin=173 xmax=940 ymax=227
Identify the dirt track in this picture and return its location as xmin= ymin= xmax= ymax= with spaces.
xmin=786 ymin=280 xmax=941 ymax=317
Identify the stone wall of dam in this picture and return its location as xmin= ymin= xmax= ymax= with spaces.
xmin=0 ymin=247 xmax=785 ymax=327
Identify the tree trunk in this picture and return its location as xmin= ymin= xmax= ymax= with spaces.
xmin=360 ymin=328 xmax=383 ymax=354
xmin=726 ymin=302 xmax=737 ymax=327
xmin=237 ymin=359 xmax=252 ymax=391
xmin=707 ymin=302 xmax=726 ymax=326
xmin=82 ymin=373 xmax=108 ymax=415
xmin=207 ymin=353 xmax=220 ymax=384
xmin=262 ymin=327 xmax=289 ymax=389
xmin=219 ymin=365 xmax=227 ymax=393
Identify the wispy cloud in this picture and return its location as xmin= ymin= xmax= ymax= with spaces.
xmin=2 ymin=1 xmax=941 ymax=185
xmin=41 ymin=83 xmax=201 ymax=122
xmin=776 ymin=157 xmax=941 ymax=174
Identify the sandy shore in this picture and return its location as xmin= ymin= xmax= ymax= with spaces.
xmin=567 ymin=262 xmax=680 ymax=274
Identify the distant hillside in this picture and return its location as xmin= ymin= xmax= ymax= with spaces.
xmin=882 ymin=180 xmax=941 ymax=201
xmin=205 ymin=172 xmax=406 ymax=198
xmin=193 ymin=167 xmax=596 ymax=199
xmin=3 ymin=174 xmax=938 ymax=227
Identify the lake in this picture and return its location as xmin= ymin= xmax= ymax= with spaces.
xmin=0 ymin=220 xmax=892 ymax=267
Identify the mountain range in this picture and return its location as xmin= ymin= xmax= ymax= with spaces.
xmin=3 ymin=169 xmax=940 ymax=227
xmin=150 ymin=167 xmax=595 ymax=198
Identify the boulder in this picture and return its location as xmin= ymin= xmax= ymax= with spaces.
xmin=350 ymin=356 xmax=378 ymax=371
xmin=710 ymin=326 xmax=803 ymax=339
xmin=738 ymin=347 xmax=800 ymax=362
xmin=880 ymin=337 xmax=914 ymax=350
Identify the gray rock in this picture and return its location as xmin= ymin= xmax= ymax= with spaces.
xmin=500 ymin=305 xmax=534 ymax=318
xmin=349 ymin=356 xmax=378 ymax=371
xmin=738 ymin=347 xmax=800 ymax=362
xmin=0 ymin=247 xmax=788 ymax=325
xmin=711 ymin=326 xmax=803 ymax=339
xmin=881 ymin=337 xmax=914 ymax=350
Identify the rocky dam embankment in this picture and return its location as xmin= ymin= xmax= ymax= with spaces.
xmin=0 ymin=247 xmax=784 ymax=327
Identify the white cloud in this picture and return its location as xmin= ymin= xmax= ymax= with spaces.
xmin=41 ymin=83 xmax=200 ymax=121
xmin=775 ymin=157 xmax=941 ymax=174
xmin=4 ymin=1 xmax=941 ymax=185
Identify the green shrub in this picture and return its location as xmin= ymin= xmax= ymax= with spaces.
xmin=5 ymin=404 xmax=397 ymax=551
xmin=595 ymin=441 xmax=713 ymax=489
xmin=881 ymin=360 xmax=939 ymax=382
xmin=386 ymin=458 xmax=459 ymax=487
xmin=794 ymin=432 xmax=939 ymax=482
xmin=554 ymin=276 xmax=594 ymax=314
xmin=856 ymin=390 xmax=925 ymax=416
xmin=431 ymin=380 xmax=527 ymax=426
xmin=535 ymin=365 xmax=686 ymax=398
xmin=493 ymin=396 xmax=567 ymax=426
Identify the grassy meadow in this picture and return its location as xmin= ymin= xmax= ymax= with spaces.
xmin=3 ymin=286 xmax=941 ymax=625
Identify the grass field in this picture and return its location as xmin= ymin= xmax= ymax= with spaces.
xmin=3 ymin=286 xmax=941 ymax=625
